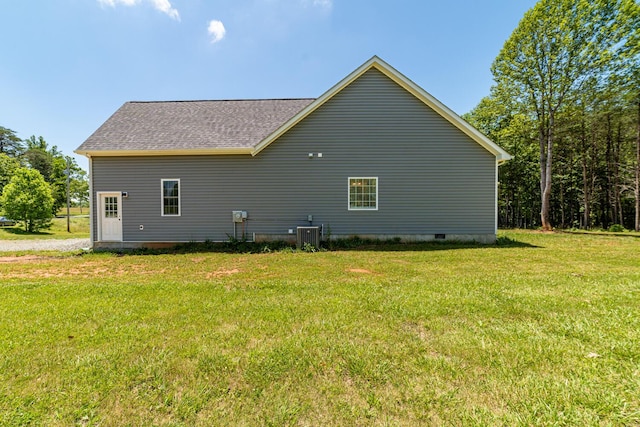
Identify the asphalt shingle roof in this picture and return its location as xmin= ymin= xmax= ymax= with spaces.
xmin=76 ymin=98 xmax=316 ymax=153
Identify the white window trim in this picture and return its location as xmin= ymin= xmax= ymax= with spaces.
xmin=348 ymin=177 xmax=378 ymax=211
xmin=161 ymin=178 xmax=181 ymax=217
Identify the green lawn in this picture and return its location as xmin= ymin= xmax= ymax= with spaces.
xmin=55 ymin=206 xmax=89 ymax=217
xmin=0 ymin=216 xmax=89 ymax=240
xmin=0 ymin=231 xmax=638 ymax=426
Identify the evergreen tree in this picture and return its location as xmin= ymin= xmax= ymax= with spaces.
xmin=0 ymin=127 xmax=24 ymax=157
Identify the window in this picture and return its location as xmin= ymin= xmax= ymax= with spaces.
xmin=348 ymin=177 xmax=378 ymax=210
xmin=161 ymin=179 xmax=180 ymax=216
xmin=104 ymin=196 xmax=118 ymax=218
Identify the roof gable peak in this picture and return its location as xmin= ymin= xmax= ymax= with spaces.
xmin=252 ymin=56 xmax=511 ymax=162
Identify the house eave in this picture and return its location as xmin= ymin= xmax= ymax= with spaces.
xmin=74 ymin=148 xmax=253 ymax=157
xmin=497 ymin=155 xmax=512 ymax=165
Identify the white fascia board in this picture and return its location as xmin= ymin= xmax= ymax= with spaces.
xmin=74 ymin=148 xmax=253 ymax=157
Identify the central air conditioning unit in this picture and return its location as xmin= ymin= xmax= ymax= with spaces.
xmin=297 ymin=226 xmax=320 ymax=249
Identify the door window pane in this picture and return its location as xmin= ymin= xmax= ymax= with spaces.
xmin=104 ymin=196 xmax=118 ymax=218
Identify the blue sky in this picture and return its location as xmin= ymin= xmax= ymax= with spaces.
xmin=1 ymin=0 xmax=536 ymax=170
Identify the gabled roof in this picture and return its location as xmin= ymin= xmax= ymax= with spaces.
xmin=252 ymin=56 xmax=511 ymax=163
xmin=76 ymin=56 xmax=511 ymax=163
xmin=75 ymin=99 xmax=315 ymax=156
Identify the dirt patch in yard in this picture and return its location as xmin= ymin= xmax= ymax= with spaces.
xmin=0 ymin=255 xmax=56 ymax=264
xmin=1 ymin=256 xmax=244 ymax=281
xmin=206 ymin=268 xmax=240 ymax=278
xmin=1 ymin=259 xmax=165 ymax=279
xmin=347 ymin=268 xmax=373 ymax=274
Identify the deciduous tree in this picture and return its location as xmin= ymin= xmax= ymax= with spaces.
xmin=70 ymin=169 xmax=89 ymax=213
xmin=491 ymin=0 xmax=638 ymax=230
xmin=23 ymin=135 xmax=53 ymax=181
xmin=0 ymin=153 xmax=21 ymax=196
xmin=0 ymin=168 xmax=54 ymax=232
xmin=464 ymin=89 xmax=539 ymax=228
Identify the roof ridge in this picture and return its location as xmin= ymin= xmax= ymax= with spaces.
xmin=126 ymin=98 xmax=316 ymax=104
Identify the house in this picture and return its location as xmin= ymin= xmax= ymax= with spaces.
xmin=75 ymin=56 xmax=511 ymax=249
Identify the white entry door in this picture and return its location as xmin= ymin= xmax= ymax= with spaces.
xmin=99 ymin=192 xmax=122 ymax=241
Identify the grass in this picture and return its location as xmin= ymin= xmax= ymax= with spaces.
xmin=56 ymin=206 xmax=89 ymax=217
xmin=0 ymin=216 xmax=89 ymax=240
xmin=0 ymin=230 xmax=638 ymax=426
xmin=559 ymin=228 xmax=640 ymax=238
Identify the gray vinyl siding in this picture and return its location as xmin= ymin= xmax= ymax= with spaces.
xmin=91 ymin=69 xmax=496 ymax=242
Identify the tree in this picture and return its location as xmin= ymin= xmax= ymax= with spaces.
xmin=464 ymin=88 xmax=540 ymax=228
xmin=50 ymin=156 xmax=69 ymax=214
xmin=617 ymin=5 xmax=640 ymax=231
xmin=0 ymin=153 xmax=21 ymax=196
xmin=636 ymin=86 xmax=640 ymax=231
xmin=491 ymin=0 xmax=639 ymax=230
xmin=23 ymin=135 xmax=53 ymax=182
xmin=50 ymin=155 xmax=85 ymax=215
xmin=0 ymin=168 xmax=54 ymax=232
xmin=20 ymin=135 xmax=86 ymax=215
xmin=70 ymin=169 xmax=89 ymax=213
xmin=0 ymin=126 xmax=24 ymax=157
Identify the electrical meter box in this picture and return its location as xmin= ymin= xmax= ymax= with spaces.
xmin=232 ymin=211 xmax=247 ymax=223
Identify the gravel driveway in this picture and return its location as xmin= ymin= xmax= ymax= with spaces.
xmin=0 ymin=238 xmax=91 ymax=252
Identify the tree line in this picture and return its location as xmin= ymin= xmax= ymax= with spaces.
xmin=464 ymin=0 xmax=640 ymax=231
xmin=3 ymin=1 xmax=639 ymax=233
xmin=0 ymin=126 xmax=88 ymax=231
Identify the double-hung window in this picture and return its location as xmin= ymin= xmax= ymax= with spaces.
xmin=161 ymin=179 xmax=181 ymax=216
xmin=348 ymin=177 xmax=378 ymax=210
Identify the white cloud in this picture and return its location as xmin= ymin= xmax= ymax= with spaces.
xmin=207 ymin=20 xmax=226 ymax=44
xmin=150 ymin=0 xmax=180 ymax=21
xmin=97 ymin=0 xmax=180 ymax=21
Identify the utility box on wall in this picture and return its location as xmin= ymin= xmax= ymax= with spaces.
xmin=232 ymin=211 xmax=247 ymax=223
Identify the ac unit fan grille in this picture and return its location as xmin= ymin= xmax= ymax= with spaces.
xmin=297 ymin=226 xmax=320 ymax=249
